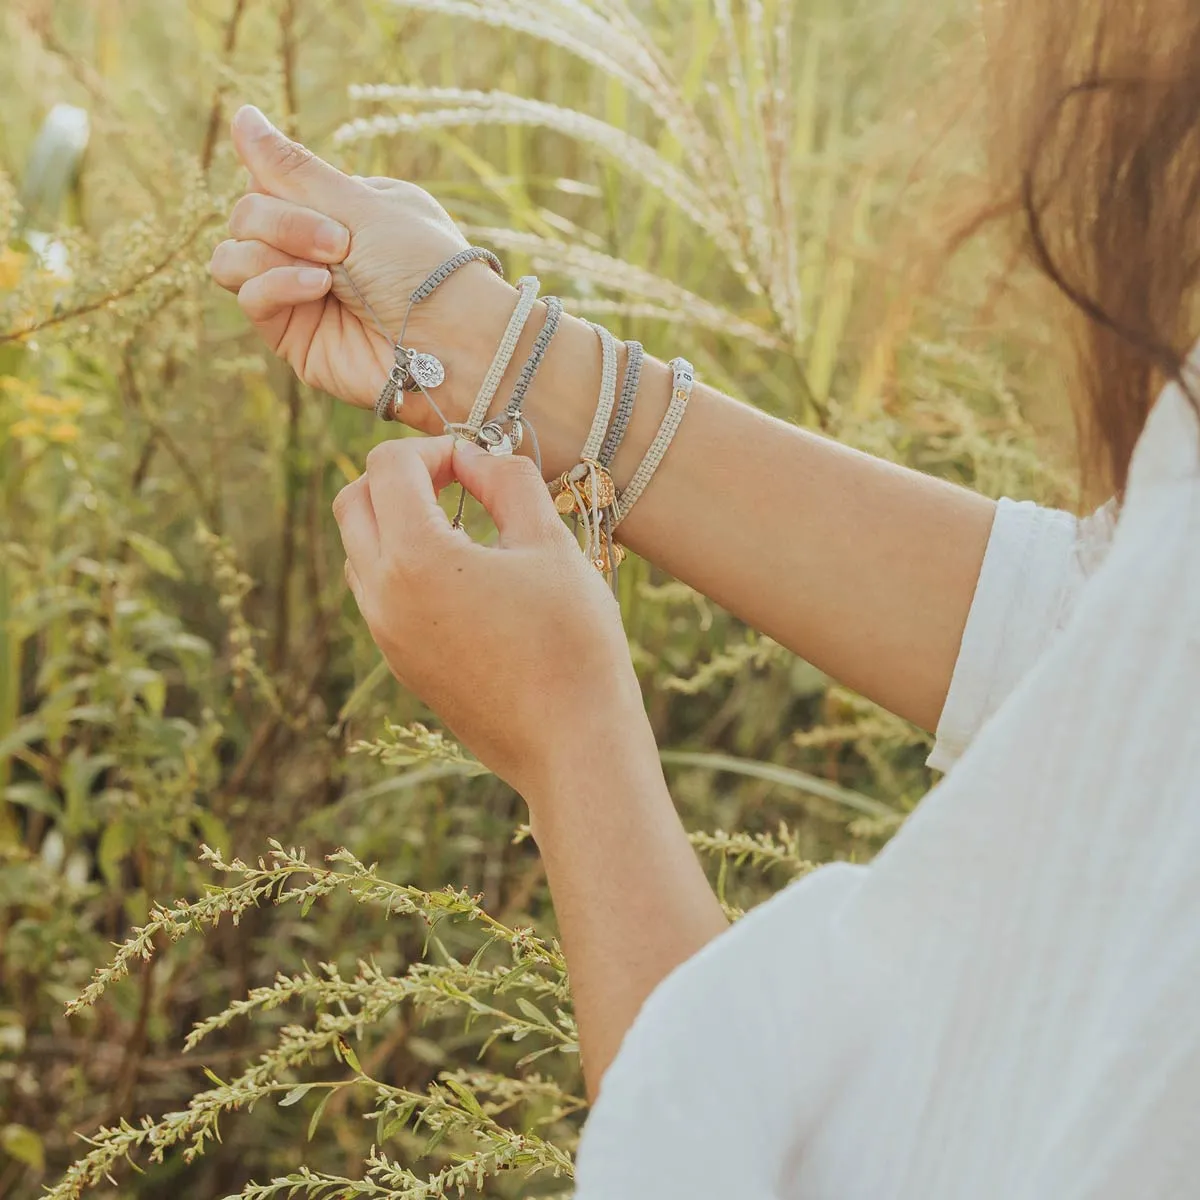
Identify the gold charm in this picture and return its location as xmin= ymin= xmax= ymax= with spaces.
xmin=593 ymin=535 xmax=626 ymax=574
xmin=578 ymin=464 xmax=617 ymax=509
xmin=554 ymin=481 xmax=578 ymax=515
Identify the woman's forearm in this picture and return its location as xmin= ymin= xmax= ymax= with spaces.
xmin=442 ymin=272 xmax=995 ymax=733
xmin=526 ymin=713 xmax=728 ymax=1100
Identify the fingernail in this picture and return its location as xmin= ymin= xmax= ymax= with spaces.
xmin=297 ymin=267 xmax=330 ymax=289
xmin=235 ymin=105 xmax=275 ymax=138
xmin=315 ymin=219 xmax=350 ymax=257
xmin=456 ymin=438 xmax=487 ymax=458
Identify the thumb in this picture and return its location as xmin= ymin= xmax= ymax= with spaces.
xmin=452 ymin=441 xmax=561 ymax=546
xmin=231 ymin=105 xmax=368 ymax=226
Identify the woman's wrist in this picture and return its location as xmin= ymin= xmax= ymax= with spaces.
xmin=521 ymin=691 xmax=663 ymax=834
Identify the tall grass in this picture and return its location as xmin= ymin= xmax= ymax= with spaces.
xmin=0 ymin=1 xmax=1069 ymax=1196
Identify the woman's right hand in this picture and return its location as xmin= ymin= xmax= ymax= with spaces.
xmin=208 ymin=105 xmax=512 ymax=431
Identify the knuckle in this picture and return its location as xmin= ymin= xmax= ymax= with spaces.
xmin=208 ymin=240 xmax=234 ymax=281
xmin=227 ymin=193 xmax=259 ymax=237
xmin=236 ymin=279 xmax=260 ymax=312
xmin=273 ymin=138 xmax=314 ymax=177
xmin=331 ymin=483 xmax=355 ymax=522
xmin=365 ymin=440 xmax=402 ymax=474
xmin=277 ymin=206 xmax=309 ymax=246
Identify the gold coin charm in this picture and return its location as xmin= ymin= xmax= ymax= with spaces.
xmin=593 ymin=536 xmax=627 ymax=574
xmin=554 ymin=480 xmax=578 ymax=515
xmin=577 ymin=464 xmax=616 ymax=509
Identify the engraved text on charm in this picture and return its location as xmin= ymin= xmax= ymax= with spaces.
xmin=405 ymin=350 xmax=446 ymax=391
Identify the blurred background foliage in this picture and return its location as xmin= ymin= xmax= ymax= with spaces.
xmin=0 ymin=0 xmax=1074 ymax=1195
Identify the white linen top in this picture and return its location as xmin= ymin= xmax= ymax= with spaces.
xmin=574 ymin=376 xmax=1200 ymax=1199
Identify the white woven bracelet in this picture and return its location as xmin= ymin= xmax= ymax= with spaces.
xmin=465 ymin=276 xmax=540 ymax=433
xmin=613 ymin=356 xmax=694 ymax=525
xmin=579 ymin=322 xmax=620 ymax=462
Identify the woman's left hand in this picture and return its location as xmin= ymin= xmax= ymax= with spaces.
xmin=333 ymin=435 xmax=646 ymax=797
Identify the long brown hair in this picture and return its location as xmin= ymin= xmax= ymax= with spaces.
xmin=988 ymin=1 xmax=1200 ymax=498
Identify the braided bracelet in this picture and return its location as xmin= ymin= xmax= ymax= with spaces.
xmin=580 ymin=323 xmax=620 ymax=462
xmin=368 ymin=246 xmax=504 ymax=423
xmin=482 ymin=295 xmax=563 ymax=460
xmin=612 ymin=356 xmax=694 ymax=525
xmin=600 ymin=340 xmax=643 ymax=468
xmin=550 ymin=323 xmax=620 ymax=510
xmin=462 ymin=275 xmax=540 ymax=437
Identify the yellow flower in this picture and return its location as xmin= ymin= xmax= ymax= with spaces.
xmin=0 ymin=247 xmax=25 ymax=291
xmin=9 ymin=418 xmax=43 ymax=439
xmin=24 ymin=393 xmax=67 ymax=416
xmin=46 ymin=422 xmax=80 ymax=444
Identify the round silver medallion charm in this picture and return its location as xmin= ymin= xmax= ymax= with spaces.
xmin=405 ymin=350 xmax=446 ymax=391
xmin=477 ymin=422 xmax=514 ymax=456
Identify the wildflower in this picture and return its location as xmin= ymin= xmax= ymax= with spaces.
xmin=0 ymin=246 xmax=24 ymax=290
xmin=24 ymin=393 xmax=67 ymax=416
xmin=9 ymin=418 xmax=43 ymax=439
xmin=46 ymin=422 xmax=80 ymax=444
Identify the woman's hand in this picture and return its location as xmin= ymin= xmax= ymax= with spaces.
xmin=209 ymin=106 xmax=513 ymax=430
xmin=332 ymin=435 xmax=647 ymax=796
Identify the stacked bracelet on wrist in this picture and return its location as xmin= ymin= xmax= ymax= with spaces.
xmin=338 ymin=248 xmax=694 ymax=589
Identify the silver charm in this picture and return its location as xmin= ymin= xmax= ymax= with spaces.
xmin=404 ymin=350 xmax=446 ymax=391
xmin=477 ymin=422 xmax=514 ymax=456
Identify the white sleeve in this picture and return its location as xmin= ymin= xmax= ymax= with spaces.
xmin=572 ymin=863 xmax=870 ymax=1200
xmin=928 ymin=497 xmax=1116 ymax=772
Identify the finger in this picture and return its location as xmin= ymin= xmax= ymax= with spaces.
xmin=451 ymin=441 xmax=561 ymax=546
xmin=363 ymin=436 xmax=460 ymax=551
xmin=344 ymin=557 xmax=365 ymax=607
xmin=228 ymin=192 xmax=350 ymax=263
xmin=333 ymin=476 xmax=380 ymax=581
xmin=209 ymin=239 xmax=315 ymax=292
xmin=231 ymin=105 xmax=369 ymax=226
xmin=352 ymin=175 xmax=403 ymax=191
xmin=237 ymin=265 xmax=331 ymax=324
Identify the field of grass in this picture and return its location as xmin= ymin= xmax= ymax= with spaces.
xmin=0 ymin=1 xmax=1073 ymax=1196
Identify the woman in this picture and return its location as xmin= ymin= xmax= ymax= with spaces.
xmin=209 ymin=3 xmax=1200 ymax=1193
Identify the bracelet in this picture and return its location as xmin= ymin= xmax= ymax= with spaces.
xmin=484 ymin=296 xmax=563 ymax=459
xmin=580 ymin=322 xmax=620 ymax=462
xmin=549 ymin=323 xmax=620 ymax=511
xmin=364 ymin=246 xmax=504 ymax=423
xmin=600 ymin=340 xmax=643 ymax=468
xmin=612 ymin=356 xmax=694 ymax=525
xmin=463 ymin=275 xmax=540 ymax=435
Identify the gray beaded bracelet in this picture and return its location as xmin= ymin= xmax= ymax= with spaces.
xmin=599 ymin=340 xmax=643 ymax=468
xmin=479 ymin=296 xmax=563 ymax=458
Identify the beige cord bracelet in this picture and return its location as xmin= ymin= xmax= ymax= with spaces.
xmin=612 ymin=356 xmax=695 ymax=525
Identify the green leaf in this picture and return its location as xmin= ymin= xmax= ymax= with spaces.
xmin=98 ymin=817 xmax=138 ymax=886
xmin=377 ymin=1100 xmax=418 ymax=1143
xmin=0 ymin=1123 xmax=44 ymax=1172
xmin=124 ymin=532 xmax=183 ymax=581
xmin=515 ymin=998 xmax=559 ymax=1032
xmin=443 ymin=1078 xmax=486 ymax=1119
xmin=0 ymin=720 xmax=45 ymax=764
xmin=2 ymin=782 xmax=61 ymax=819
xmin=278 ymin=1084 xmax=314 ymax=1107
xmin=306 ymin=1090 xmax=333 ymax=1141
xmin=338 ymin=1039 xmax=362 ymax=1074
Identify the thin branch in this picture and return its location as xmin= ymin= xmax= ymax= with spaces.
xmin=200 ymin=0 xmax=252 ymax=172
